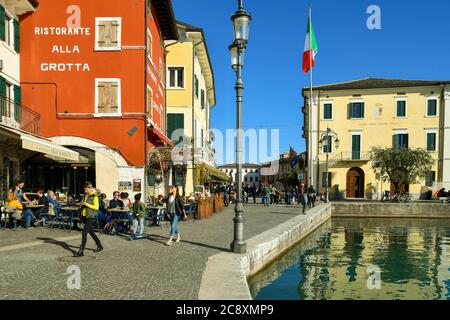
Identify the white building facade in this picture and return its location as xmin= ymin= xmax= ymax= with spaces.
xmin=218 ymin=163 xmax=261 ymax=186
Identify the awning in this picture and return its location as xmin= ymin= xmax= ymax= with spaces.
xmin=0 ymin=125 xmax=79 ymax=161
xmin=148 ymin=126 xmax=173 ymax=146
xmin=202 ymin=163 xmax=232 ymax=183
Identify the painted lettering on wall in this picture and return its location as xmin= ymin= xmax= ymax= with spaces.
xmin=37 ymin=6 xmax=91 ymax=72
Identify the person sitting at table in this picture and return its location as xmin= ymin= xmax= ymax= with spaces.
xmin=46 ymin=190 xmax=62 ymax=219
xmin=156 ymin=194 xmax=165 ymax=206
xmin=109 ymin=191 xmax=124 ymax=209
xmin=97 ymin=193 xmax=111 ymax=226
xmin=5 ymin=191 xmax=36 ymax=229
xmin=34 ymin=189 xmax=50 ymax=224
xmin=120 ymin=192 xmax=132 ymax=208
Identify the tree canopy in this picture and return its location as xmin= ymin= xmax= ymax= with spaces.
xmin=370 ymin=147 xmax=434 ymax=192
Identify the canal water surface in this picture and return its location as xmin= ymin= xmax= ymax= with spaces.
xmin=248 ymin=218 xmax=450 ymax=300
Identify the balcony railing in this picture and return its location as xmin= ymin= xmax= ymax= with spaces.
xmin=0 ymin=95 xmax=41 ymax=135
xmin=330 ymin=151 xmax=371 ymax=162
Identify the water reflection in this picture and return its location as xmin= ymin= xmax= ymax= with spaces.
xmin=249 ymin=218 xmax=450 ymax=300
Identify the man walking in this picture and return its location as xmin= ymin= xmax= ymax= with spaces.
xmin=76 ymin=182 xmax=103 ymax=257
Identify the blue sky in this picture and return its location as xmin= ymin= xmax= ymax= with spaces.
xmin=171 ymin=0 xmax=450 ymax=165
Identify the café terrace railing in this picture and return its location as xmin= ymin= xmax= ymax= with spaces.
xmin=0 ymin=95 xmax=41 ymax=135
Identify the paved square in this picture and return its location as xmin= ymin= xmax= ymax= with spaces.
xmin=0 ymin=204 xmax=303 ymax=300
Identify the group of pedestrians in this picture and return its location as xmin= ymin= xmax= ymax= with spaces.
xmin=261 ymin=183 xmax=318 ymax=213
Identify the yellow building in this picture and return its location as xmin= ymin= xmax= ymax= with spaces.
xmin=302 ymin=78 xmax=450 ymax=200
xmin=165 ymin=21 xmax=223 ymax=195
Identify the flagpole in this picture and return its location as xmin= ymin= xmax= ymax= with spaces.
xmin=308 ymin=6 xmax=314 ymax=188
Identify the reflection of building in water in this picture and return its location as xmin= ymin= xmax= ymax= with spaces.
xmin=248 ymin=220 xmax=332 ymax=299
xmin=295 ymin=219 xmax=450 ymax=300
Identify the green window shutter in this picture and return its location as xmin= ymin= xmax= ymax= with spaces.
xmin=14 ymin=85 xmax=21 ymax=122
xmin=352 ymin=135 xmax=361 ymax=159
xmin=13 ymin=19 xmax=19 ymax=53
xmin=347 ymin=103 xmax=352 ymax=119
xmin=0 ymin=5 xmax=5 ymax=42
xmin=397 ymin=101 xmax=406 ymax=117
xmin=167 ymin=113 xmax=184 ymax=144
xmin=324 ymin=104 xmax=332 ymax=119
xmin=0 ymin=76 xmax=6 ymax=117
xmin=14 ymin=85 xmax=21 ymax=105
xmin=0 ymin=76 xmax=6 ymax=96
xmin=427 ymin=133 xmax=436 ymax=151
xmin=361 ymin=102 xmax=365 ymax=118
xmin=427 ymin=99 xmax=437 ymax=116
xmin=393 ymin=134 xmax=398 ymax=149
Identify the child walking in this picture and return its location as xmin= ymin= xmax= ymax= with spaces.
xmin=131 ymin=193 xmax=146 ymax=239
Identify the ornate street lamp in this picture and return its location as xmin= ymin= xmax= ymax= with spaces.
xmin=230 ymin=0 xmax=251 ymax=254
xmin=319 ymin=128 xmax=339 ymax=203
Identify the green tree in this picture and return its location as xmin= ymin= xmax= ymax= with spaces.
xmin=370 ymin=147 xmax=434 ymax=193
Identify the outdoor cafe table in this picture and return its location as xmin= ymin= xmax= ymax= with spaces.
xmin=26 ymin=204 xmax=45 ymax=221
xmin=106 ymin=207 xmax=132 ymax=235
xmin=60 ymin=206 xmax=81 ymax=231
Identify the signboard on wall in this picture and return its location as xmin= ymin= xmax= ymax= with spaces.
xmin=133 ymin=179 xmax=142 ymax=192
xmin=118 ymin=181 xmax=132 ymax=191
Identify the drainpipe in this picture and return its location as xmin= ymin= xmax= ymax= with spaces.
xmin=192 ymin=40 xmax=203 ymax=193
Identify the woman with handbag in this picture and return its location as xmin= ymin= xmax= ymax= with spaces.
xmin=166 ymin=185 xmax=187 ymax=246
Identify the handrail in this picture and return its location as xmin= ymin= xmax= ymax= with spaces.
xmin=0 ymin=94 xmax=41 ymax=135
xmin=330 ymin=151 xmax=371 ymax=161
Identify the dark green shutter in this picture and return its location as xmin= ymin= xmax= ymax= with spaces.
xmin=0 ymin=5 xmax=5 ymax=42
xmin=0 ymin=76 xmax=6 ymax=117
xmin=167 ymin=113 xmax=184 ymax=144
xmin=13 ymin=19 xmax=19 ymax=53
xmin=361 ymin=103 xmax=365 ymax=118
xmin=352 ymin=135 xmax=361 ymax=160
xmin=348 ymin=103 xmax=351 ymax=119
xmin=427 ymin=133 xmax=436 ymax=151
xmin=324 ymin=104 xmax=332 ymax=119
xmin=14 ymin=85 xmax=21 ymax=121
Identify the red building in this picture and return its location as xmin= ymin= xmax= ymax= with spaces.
xmin=20 ymin=0 xmax=177 ymax=197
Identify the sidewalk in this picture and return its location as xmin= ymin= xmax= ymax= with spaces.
xmin=0 ymin=203 xmax=303 ymax=300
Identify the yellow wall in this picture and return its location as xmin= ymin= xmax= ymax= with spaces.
xmin=311 ymin=86 xmax=442 ymax=199
xmin=166 ymin=40 xmax=214 ymax=195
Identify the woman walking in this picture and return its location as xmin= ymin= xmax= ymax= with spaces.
xmin=166 ymin=185 xmax=186 ymax=246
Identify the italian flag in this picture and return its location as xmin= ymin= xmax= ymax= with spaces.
xmin=302 ymin=17 xmax=318 ymax=74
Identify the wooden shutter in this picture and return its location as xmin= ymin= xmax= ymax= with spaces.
xmin=98 ymin=81 xmax=119 ymax=114
xmin=0 ymin=5 xmax=5 ymax=42
xmin=14 ymin=85 xmax=21 ymax=121
xmin=97 ymin=82 xmax=108 ymax=113
xmin=167 ymin=114 xmax=184 ymax=143
xmin=97 ymin=20 xmax=119 ymax=48
xmin=110 ymin=21 xmax=119 ymax=45
xmin=109 ymin=82 xmax=119 ymax=113
xmin=361 ymin=102 xmax=365 ymax=118
xmin=97 ymin=22 xmax=107 ymax=47
xmin=0 ymin=76 xmax=6 ymax=117
xmin=13 ymin=19 xmax=19 ymax=53
xmin=347 ymin=103 xmax=352 ymax=119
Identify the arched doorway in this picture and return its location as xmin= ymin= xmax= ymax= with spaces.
xmin=346 ymin=167 xmax=365 ymax=199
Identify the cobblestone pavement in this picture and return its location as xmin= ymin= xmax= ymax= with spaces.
xmin=0 ymin=203 xmax=303 ymax=300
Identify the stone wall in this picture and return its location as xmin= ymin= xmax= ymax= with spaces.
xmin=332 ymin=202 xmax=450 ymax=218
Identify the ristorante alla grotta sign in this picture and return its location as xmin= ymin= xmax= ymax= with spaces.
xmin=36 ymin=6 xmax=92 ymax=72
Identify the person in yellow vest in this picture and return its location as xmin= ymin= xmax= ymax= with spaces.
xmin=76 ymin=182 xmax=103 ymax=257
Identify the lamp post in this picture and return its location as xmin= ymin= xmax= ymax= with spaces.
xmin=318 ymin=128 xmax=339 ymax=203
xmin=229 ymin=0 xmax=251 ymax=254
